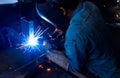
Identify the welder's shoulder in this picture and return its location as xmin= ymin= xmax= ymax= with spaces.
xmin=66 ymin=1 xmax=102 ymax=40
xmin=70 ymin=1 xmax=100 ymax=25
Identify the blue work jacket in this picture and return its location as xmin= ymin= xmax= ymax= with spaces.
xmin=65 ymin=1 xmax=116 ymax=78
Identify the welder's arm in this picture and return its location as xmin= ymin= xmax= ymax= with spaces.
xmin=46 ymin=50 xmax=87 ymax=78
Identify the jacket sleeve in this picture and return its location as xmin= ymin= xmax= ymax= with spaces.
xmin=64 ymin=24 xmax=88 ymax=73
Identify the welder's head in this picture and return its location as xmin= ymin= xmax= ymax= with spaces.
xmin=46 ymin=0 xmax=80 ymax=10
xmin=36 ymin=0 xmax=80 ymax=33
xmin=47 ymin=0 xmax=80 ymax=20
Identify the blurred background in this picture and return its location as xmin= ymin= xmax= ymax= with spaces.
xmin=0 ymin=0 xmax=120 ymax=78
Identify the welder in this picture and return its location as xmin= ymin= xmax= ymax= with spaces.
xmin=36 ymin=0 xmax=120 ymax=78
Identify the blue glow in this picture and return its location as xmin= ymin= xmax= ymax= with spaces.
xmin=17 ymin=33 xmax=41 ymax=52
xmin=18 ymin=16 xmax=49 ymax=53
xmin=17 ymin=27 xmax=49 ymax=53
xmin=27 ymin=33 xmax=39 ymax=46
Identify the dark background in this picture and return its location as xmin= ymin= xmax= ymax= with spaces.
xmin=0 ymin=0 xmax=120 ymax=78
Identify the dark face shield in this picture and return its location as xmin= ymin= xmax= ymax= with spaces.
xmin=36 ymin=3 xmax=68 ymax=50
xmin=36 ymin=2 xmax=68 ymax=32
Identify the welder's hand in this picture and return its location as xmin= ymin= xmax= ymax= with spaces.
xmin=43 ymin=41 xmax=69 ymax=70
xmin=46 ymin=50 xmax=87 ymax=78
xmin=49 ymin=28 xmax=63 ymax=38
xmin=46 ymin=49 xmax=69 ymax=71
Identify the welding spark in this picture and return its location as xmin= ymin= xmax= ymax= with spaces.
xmin=17 ymin=27 xmax=49 ymax=52
xmin=27 ymin=33 xmax=39 ymax=46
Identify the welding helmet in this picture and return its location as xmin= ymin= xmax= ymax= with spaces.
xmin=36 ymin=0 xmax=80 ymax=30
xmin=36 ymin=2 xmax=69 ymax=33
